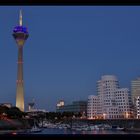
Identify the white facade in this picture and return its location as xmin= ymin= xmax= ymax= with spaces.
xmin=131 ymin=78 xmax=140 ymax=104
xmin=104 ymin=106 xmax=121 ymax=119
xmin=136 ymin=96 xmax=140 ymax=119
xmin=131 ymin=78 xmax=140 ymax=118
xmin=115 ymin=88 xmax=132 ymax=118
xmin=87 ymin=75 xmax=133 ymax=119
xmin=87 ymin=95 xmax=99 ymax=119
xmin=97 ymin=75 xmax=120 ymax=119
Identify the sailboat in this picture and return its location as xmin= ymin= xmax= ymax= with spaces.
xmin=30 ymin=120 xmax=43 ymax=133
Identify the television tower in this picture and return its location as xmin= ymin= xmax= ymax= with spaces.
xmin=12 ymin=10 xmax=29 ymax=111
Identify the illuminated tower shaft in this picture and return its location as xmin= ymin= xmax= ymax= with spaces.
xmin=13 ymin=10 xmax=29 ymax=111
xmin=16 ymin=46 xmax=24 ymax=111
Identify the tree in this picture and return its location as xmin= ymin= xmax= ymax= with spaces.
xmin=6 ymin=107 xmax=24 ymax=119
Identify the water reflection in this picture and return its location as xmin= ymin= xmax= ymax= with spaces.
xmin=72 ymin=131 xmax=76 ymax=135
xmin=39 ymin=128 xmax=133 ymax=134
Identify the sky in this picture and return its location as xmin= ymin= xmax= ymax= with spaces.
xmin=0 ymin=6 xmax=140 ymax=111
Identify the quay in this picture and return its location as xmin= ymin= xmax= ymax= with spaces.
xmin=65 ymin=119 xmax=140 ymax=129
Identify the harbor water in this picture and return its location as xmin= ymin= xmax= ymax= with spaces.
xmin=31 ymin=128 xmax=140 ymax=134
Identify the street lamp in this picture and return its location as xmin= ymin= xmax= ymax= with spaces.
xmin=126 ymin=112 xmax=129 ymax=119
xmin=103 ymin=113 xmax=106 ymax=119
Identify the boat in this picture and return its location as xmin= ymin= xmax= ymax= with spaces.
xmin=116 ymin=127 xmax=124 ymax=131
xmin=81 ymin=127 xmax=89 ymax=131
xmin=29 ymin=120 xmax=43 ymax=133
xmin=90 ymin=125 xmax=100 ymax=130
xmin=112 ymin=125 xmax=124 ymax=131
xmin=104 ymin=124 xmax=112 ymax=130
xmin=30 ymin=125 xmax=42 ymax=133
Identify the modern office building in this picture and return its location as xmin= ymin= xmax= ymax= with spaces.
xmin=12 ymin=10 xmax=29 ymax=112
xmin=28 ymin=99 xmax=35 ymax=111
xmin=56 ymin=100 xmax=65 ymax=109
xmin=87 ymin=75 xmax=133 ymax=119
xmin=115 ymin=88 xmax=133 ymax=118
xmin=97 ymin=75 xmax=120 ymax=119
xmin=135 ymin=96 xmax=140 ymax=119
xmin=28 ymin=102 xmax=35 ymax=111
xmin=87 ymin=95 xmax=99 ymax=119
xmin=56 ymin=101 xmax=87 ymax=114
xmin=131 ymin=77 xmax=140 ymax=104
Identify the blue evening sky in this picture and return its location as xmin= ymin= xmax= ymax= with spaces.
xmin=0 ymin=6 xmax=140 ymax=111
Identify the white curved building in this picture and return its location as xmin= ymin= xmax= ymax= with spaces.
xmin=87 ymin=75 xmax=132 ymax=119
xmin=97 ymin=75 xmax=120 ymax=119
xmin=87 ymin=95 xmax=99 ymax=119
xmin=115 ymin=88 xmax=132 ymax=118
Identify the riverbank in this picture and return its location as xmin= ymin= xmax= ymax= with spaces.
xmin=0 ymin=119 xmax=31 ymax=130
xmin=125 ymin=128 xmax=140 ymax=132
xmin=0 ymin=129 xmax=26 ymax=134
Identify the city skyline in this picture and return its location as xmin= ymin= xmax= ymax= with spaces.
xmin=0 ymin=6 xmax=140 ymax=111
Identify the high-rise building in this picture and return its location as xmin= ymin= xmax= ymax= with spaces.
xmin=87 ymin=75 xmax=133 ymax=119
xmin=87 ymin=95 xmax=99 ymax=119
xmin=97 ymin=75 xmax=120 ymax=119
xmin=115 ymin=88 xmax=133 ymax=118
xmin=131 ymin=77 xmax=140 ymax=104
xmin=135 ymin=96 xmax=140 ymax=119
xmin=12 ymin=10 xmax=29 ymax=112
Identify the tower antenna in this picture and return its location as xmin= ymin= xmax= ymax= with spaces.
xmin=19 ymin=10 xmax=22 ymax=26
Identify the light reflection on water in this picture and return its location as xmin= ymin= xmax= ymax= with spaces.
xmin=37 ymin=128 xmax=140 ymax=135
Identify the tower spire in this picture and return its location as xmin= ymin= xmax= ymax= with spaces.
xmin=19 ymin=10 xmax=22 ymax=26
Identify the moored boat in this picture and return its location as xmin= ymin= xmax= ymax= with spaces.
xmin=29 ymin=125 xmax=42 ymax=133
